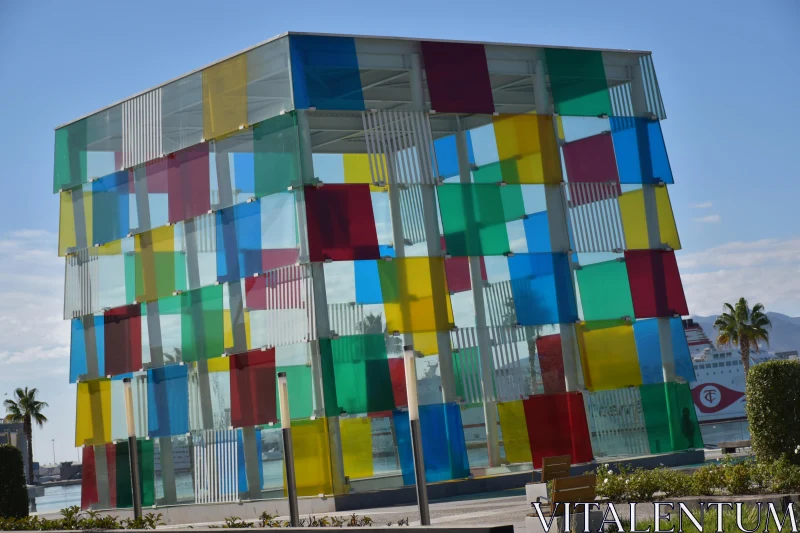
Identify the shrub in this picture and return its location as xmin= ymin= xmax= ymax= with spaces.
xmin=721 ymin=458 xmax=755 ymax=495
xmin=626 ymin=468 xmax=661 ymax=501
xmin=746 ymin=360 xmax=800 ymax=465
xmin=0 ymin=444 xmax=29 ymax=518
xmin=594 ymin=463 xmax=629 ymax=501
xmin=690 ymin=462 xmax=725 ymax=495
xmin=658 ymin=468 xmax=694 ymax=497
xmin=767 ymin=456 xmax=800 ymax=493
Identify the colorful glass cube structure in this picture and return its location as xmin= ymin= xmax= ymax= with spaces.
xmin=56 ymin=32 xmax=702 ymax=509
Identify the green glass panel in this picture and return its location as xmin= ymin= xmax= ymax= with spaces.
xmin=254 ymin=112 xmax=302 ymax=197
xmin=129 ymin=252 xmax=185 ymax=303
xmin=275 ymin=364 xmax=314 ymax=422
xmin=438 ymin=183 xmax=526 ymax=256
xmin=115 ymin=438 xmax=154 ymax=508
xmin=640 ymin=382 xmax=703 ymax=454
xmin=322 ymin=335 xmax=395 ymax=416
xmin=472 ymin=160 xmax=503 ymax=183
xmin=577 ymin=260 xmax=635 ymax=321
xmin=181 ymin=285 xmax=224 ymax=362
xmin=53 ymin=121 xmax=87 ymax=193
xmin=545 ymin=48 xmax=612 ymax=117
xmin=115 ymin=441 xmax=133 ymax=508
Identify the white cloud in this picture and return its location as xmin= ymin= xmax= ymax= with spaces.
xmin=677 ymin=238 xmax=800 ymax=316
xmin=693 ymin=214 xmax=721 ymax=223
xmin=691 ymin=201 xmax=713 ymax=209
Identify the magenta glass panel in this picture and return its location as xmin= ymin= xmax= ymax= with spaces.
xmin=562 ymin=133 xmax=619 ymax=184
xmin=104 ymin=305 xmax=142 ymax=376
xmin=420 ymin=41 xmax=494 ymax=114
xmin=624 ymin=250 xmax=689 ymax=318
xmin=167 ymin=145 xmax=211 ymax=224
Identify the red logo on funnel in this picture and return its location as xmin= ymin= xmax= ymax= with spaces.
xmin=691 ymin=383 xmax=744 ymax=413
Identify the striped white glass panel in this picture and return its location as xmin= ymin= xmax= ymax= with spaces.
xmin=484 ymin=280 xmax=516 ymax=328
xmin=489 ymin=327 xmax=527 ymax=402
xmin=564 ymin=182 xmax=626 ymax=252
xmin=328 ymin=302 xmax=366 ymax=337
xmin=122 ymin=89 xmax=163 ymax=169
xmin=399 ymin=185 xmax=427 ymax=245
xmin=64 ymin=248 xmax=99 ymax=319
xmin=249 ymin=264 xmax=316 ymax=349
xmin=362 ymin=110 xmax=438 ymax=185
xmin=193 ymin=428 xmax=239 ymax=504
xmin=585 ymin=387 xmax=650 ymax=458
xmin=640 ymin=55 xmax=666 ymax=120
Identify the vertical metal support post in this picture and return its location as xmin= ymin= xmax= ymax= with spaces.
xmin=409 ymin=52 xmax=457 ymax=404
xmin=123 ymin=378 xmax=142 ymax=520
xmin=404 ymin=345 xmax=430 ymax=525
xmin=454 ymin=125 xmax=501 ymax=466
xmin=278 ymin=372 xmax=300 ymax=527
xmin=533 ymin=57 xmax=584 ymax=392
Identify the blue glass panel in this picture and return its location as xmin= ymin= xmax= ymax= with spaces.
xmin=92 ymin=170 xmax=130 ymax=246
xmin=233 ymin=152 xmax=255 ymax=194
xmin=523 ymin=211 xmax=551 ymax=253
xmin=147 ymin=365 xmax=189 ymax=438
xmin=508 ymin=253 xmax=578 ymax=325
xmin=354 ymin=245 xmax=395 ymax=304
xmin=633 ymin=319 xmax=663 ymax=384
xmin=610 ymin=117 xmax=674 ymax=185
xmin=670 ymin=317 xmax=696 ymax=382
xmin=434 ymin=132 xmax=474 ymax=179
xmin=393 ymin=403 xmax=470 ymax=485
xmin=289 ymin=35 xmax=365 ymax=111
xmin=236 ymin=428 xmax=264 ymax=494
xmin=69 ymin=316 xmax=105 ymax=383
xmin=216 ymin=201 xmax=263 ymax=283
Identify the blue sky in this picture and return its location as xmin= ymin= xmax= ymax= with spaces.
xmin=0 ymin=0 xmax=797 ymax=463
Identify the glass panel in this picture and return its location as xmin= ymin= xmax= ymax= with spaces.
xmin=394 ymin=403 xmax=470 ymax=484
xmin=443 ymin=249 xmax=487 ymax=294
xmin=624 ymin=250 xmax=689 ymax=318
xmin=92 ymin=170 xmax=130 ymax=246
xmin=655 ymin=186 xmax=681 ymax=250
xmin=229 ymin=348 xmax=277 ymax=427
xmin=75 ymin=379 xmax=112 ymax=447
xmin=288 ymin=418 xmax=333 ymax=496
xmin=54 ymin=106 xmax=122 ymax=193
xmin=58 ymin=186 xmax=93 ymax=256
xmin=492 ymin=114 xmax=562 ymax=184
xmin=343 ymin=154 xmax=389 ymax=192
xmin=80 ymin=447 xmax=98 ymax=509
xmin=110 ymin=374 xmax=147 ymax=442
xmin=154 ymin=435 xmax=194 ymax=504
xmin=289 ymin=35 xmax=365 ymax=111
xmin=387 ymin=358 xmax=407 ymax=407
xmin=420 ymin=41 xmax=494 ymax=114
xmin=168 ymin=144 xmax=211 ymax=223
xmin=254 ymin=113 xmax=302 ymax=197
xmin=377 ymin=257 xmax=454 ymax=334
xmin=275 ymin=364 xmax=314 ymax=423
xmin=670 ymin=317 xmax=696 ymax=382
xmin=577 ymin=321 xmax=642 ymax=391
xmin=610 ymin=117 xmax=673 ymax=184
xmin=104 ymin=305 xmax=142 ymax=377
xmin=216 ymin=201 xmax=263 ymax=283
xmin=320 ymin=334 xmax=395 ymax=416
xmin=640 ymin=382 xmax=703 ymax=453
xmin=522 ymin=391 xmax=593 ymax=468
xmin=576 ymin=259 xmax=635 ymax=321
xmin=246 ymin=37 xmax=292 ymax=125
xmin=585 ymin=387 xmax=650 ymax=458
xmin=545 ymin=48 xmax=612 ymax=117
xmin=162 ymin=72 xmax=203 ymax=155
xmin=618 ymin=187 xmax=681 ymax=251
xmin=116 ymin=438 xmax=156 ymax=508
xmin=147 ymin=364 xmax=190 ymax=438
xmin=203 ymin=55 xmax=248 ymax=140
xmin=433 ymin=132 xmax=474 ymax=180
xmin=497 ymin=400 xmax=532 ymax=464
xmin=70 ymin=316 xmax=105 ymax=383
xmin=522 ymin=211 xmax=552 ymax=253
xmin=508 ymin=253 xmax=578 ymax=326
xmin=562 ymin=133 xmax=619 ymax=183
xmin=354 ymin=245 xmax=395 ymax=304
xmin=261 ymin=428 xmax=284 ymax=490
xmin=127 ymin=226 xmax=186 ymax=303
xmin=535 ymin=334 xmax=566 ymax=394
xmin=181 ymin=284 xmax=225 ymax=362
xmin=340 ymin=417 xmax=373 ymax=480
xmin=304 ymin=184 xmax=380 ymax=262
xmin=632 ymin=319 xmax=665 ymax=384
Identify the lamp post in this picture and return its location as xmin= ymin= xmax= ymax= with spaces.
xmin=403 ymin=345 xmax=430 ymax=525
xmin=122 ymin=378 xmax=142 ymax=520
xmin=277 ymin=372 xmax=299 ymax=527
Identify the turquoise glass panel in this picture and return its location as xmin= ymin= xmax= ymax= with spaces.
xmin=92 ymin=170 xmax=130 ymax=246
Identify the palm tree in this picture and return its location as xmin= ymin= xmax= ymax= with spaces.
xmin=713 ymin=298 xmax=772 ymax=375
xmin=4 ymin=387 xmax=48 ymax=484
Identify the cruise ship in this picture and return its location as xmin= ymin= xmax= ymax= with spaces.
xmin=684 ymin=319 xmax=798 ymax=440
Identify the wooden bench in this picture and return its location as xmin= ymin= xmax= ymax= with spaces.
xmin=541 ymin=454 xmax=571 ymax=483
xmin=718 ymin=440 xmax=751 ymax=454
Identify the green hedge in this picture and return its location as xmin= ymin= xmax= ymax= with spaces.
xmin=0 ymin=444 xmax=29 ymax=518
xmin=746 ymin=360 xmax=800 ymax=465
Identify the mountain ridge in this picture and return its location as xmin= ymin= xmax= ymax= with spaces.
xmin=690 ymin=312 xmax=800 ymax=353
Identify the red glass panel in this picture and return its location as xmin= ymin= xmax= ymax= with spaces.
xmin=262 ymin=248 xmax=300 ymax=271
xmin=388 ymin=358 xmax=408 ymax=408
xmin=230 ymin=348 xmax=277 ymax=427
xmin=420 ymin=41 xmax=494 ymax=114
xmin=244 ymin=263 xmax=305 ymax=311
xmin=441 ymin=236 xmax=487 ymax=293
xmin=80 ymin=447 xmax=98 ymax=510
xmin=104 ymin=305 xmax=142 ymax=376
xmin=624 ymin=250 xmax=689 ymax=318
xmin=522 ymin=391 xmax=593 ymax=468
xmin=304 ymin=184 xmax=380 ymax=262
xmin=536 ymin=334 xmax=566 ymax=394
xmin=167 ymin=145 xmax=211 ymax=224
xmin=562 ymin=133 xmax=620 ymax=193
xmin=106 ymin=443 xmax=117 ymax=508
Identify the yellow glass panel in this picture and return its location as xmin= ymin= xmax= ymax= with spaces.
xmin=381 ymin=257 xmax=454 ymax=334
xmin=412 ymin=331 xmax=439 ymax=356
xmin=656 ymin=186 xmax=681 ymax=250
xmin=343 ymin=154 xmax=389 ymax=192
xmin=58 ymin=191 xmax=76 ymax=256
xmin=75 ymin=379 xmax=111 ymax=447
xmin=577 ymin=322 xmax=642 ymax=391
xmin=134 ymin=225 xmax=174 ymax=253
xmin=492 ymin=114 xmax=562 ymax=184
xmin=339 ymin=417 xmax=373 ymax=480
xmin=206 ymin=356 xmax=230 ymax=373
xmin=497 ymin=400 xmax=532 ymax=464
xmin=202 ymin=55 xmax=248 ymax=140
xmin=285 ymin=418 xmax=333 ymax=496
xmin=223 ymin=309 xmax=251 ymax=351
xmin=556 ymin=115 xmax=565 ymax=142
xmin=618 ymin=189 xmax=649 ymax=250
xmin=97 ymin=240 xmax=122 ymax=256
